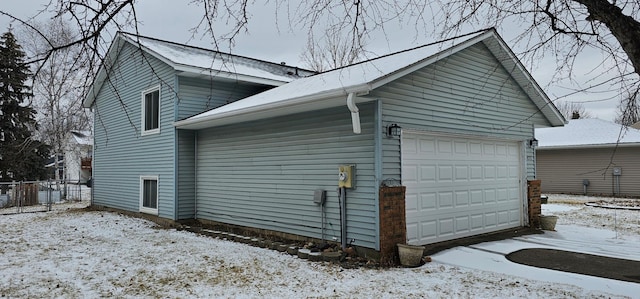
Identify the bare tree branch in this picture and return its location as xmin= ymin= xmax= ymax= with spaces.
xmin=2 ymin=0 xmax=640 ymax=137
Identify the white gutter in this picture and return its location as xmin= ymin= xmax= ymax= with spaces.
xmin=537 ymin=142 xmax=640 ymax=150
xmin=346 ymin=93 xmax=361 ymax=134
xmin=174 ymin=84 xmax=371 ymax=130
xmin=173 ymin=65 xmax=291 ymax=86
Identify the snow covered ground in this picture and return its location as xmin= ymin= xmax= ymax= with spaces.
xmin=434 ymin=194 xmax=640 ymax=298
xmin=1 ymin=194 xmax=639 ymax=298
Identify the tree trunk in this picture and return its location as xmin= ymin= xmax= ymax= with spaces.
xmin=54 ymin=152 xmax=61 ymax=192
xmin=575 ymin=0 xmax=640 ymax=75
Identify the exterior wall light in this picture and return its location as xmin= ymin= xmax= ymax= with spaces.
xmin=386 ymin=124 xmax=401 ymax=137
xmin=529 ymin=138 xmax=538 ymax=148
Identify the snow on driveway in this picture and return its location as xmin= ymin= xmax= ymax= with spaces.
xmin=434 ymin=195 xmax=640 ymax=298
xmin=1 ymin=196 xmax=638 ymax=298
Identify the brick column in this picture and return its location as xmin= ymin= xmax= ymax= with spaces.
xmin=379 ymin=186 xmax=406 ymax=265
xmin=527 ymin=180 xmax=541 ymax=228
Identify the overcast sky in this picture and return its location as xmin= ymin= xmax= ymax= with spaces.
xmin=0 ymin=0 xmax=622 ymax=121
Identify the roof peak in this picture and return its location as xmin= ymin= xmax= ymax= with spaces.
xmin=117 ymin=31 xmax=314 ymax=74
xmin=318 ymin=28 xmax=496 ymax=75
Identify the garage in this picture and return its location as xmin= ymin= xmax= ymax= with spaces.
xmin=402 ymin=132 xmax=524 ymax=245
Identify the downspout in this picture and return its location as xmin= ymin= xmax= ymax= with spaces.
xmin=373 ymin=99 xmax=382 ymax=251
xmin=346 ymin=93 xmax=361 ymax=134
xmin=194 ymin=131 xmax=198 ymax=219
xmin=341 ymin=92 xmax=360 ymax=249
xmin=339 ymin=187 xmax=347 ymax=250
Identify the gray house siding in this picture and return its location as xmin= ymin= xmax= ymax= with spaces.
xmin=176 ymin=76 xmax=270 ymax=120
xmin=174 ymin=76 xmax=279 ymax=219
xmin=372 ymin=43 xmax=549 ymax=181
xmin=537 ymin=147 xmax=640 ymax=197
xmin=176 ymin=130 xmax=196 ymax=219
xmin=92 ymin=43 xmax=177 ymax=219
xmin=195 ymin=103 xmax=378 ymax=249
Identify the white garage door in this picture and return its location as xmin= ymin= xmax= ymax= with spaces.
xmin=402 ymin=132 xmax=523 ymax=245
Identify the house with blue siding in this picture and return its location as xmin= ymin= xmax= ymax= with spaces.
xmin=84 ymin=29 xmax=564 ymax=256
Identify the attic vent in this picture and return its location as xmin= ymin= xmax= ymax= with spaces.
xmin=286 ymin=67 xmax=299 ymax=76
xmin=571 ymin=111 xmax=580 ymax=119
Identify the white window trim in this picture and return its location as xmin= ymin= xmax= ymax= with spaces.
xmin=141 ymin=85 xmax=161 ymax=136
xmin=139 ymin=175 xmax=159 ymax=215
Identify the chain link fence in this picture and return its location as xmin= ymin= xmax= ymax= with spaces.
xmin=0 ymin=180 xmax=91 ymax=215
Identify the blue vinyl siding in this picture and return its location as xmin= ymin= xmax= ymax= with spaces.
xmin=91 ymin=35 xmax=552 ymax=249
xmin=373 ymin=43 xmax=550 ymax=181
xmin=176 ymin=76 xmax=270 ymax=120
xmin=175 ymin=76 xmax=277 ymax=219
xmin=196 ymin=103 xmax=377 ymax=249
xmin=176 ymin=130 xmax=196 ymax=219
xmin=92 ymin=43 xmax=176 ymax=219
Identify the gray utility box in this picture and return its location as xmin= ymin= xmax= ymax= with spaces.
xmin=613 ymin=167 xmax=622 ymax=176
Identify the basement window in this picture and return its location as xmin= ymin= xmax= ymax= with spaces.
xmin=140 ymin=175 xmax=158 ymax=215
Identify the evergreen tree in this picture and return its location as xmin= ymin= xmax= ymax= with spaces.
xmin=0 ymin=31 xmax=49 ymax=183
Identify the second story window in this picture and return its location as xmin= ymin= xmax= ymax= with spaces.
xmin=142 ymin=86 xmax=160 ymax=135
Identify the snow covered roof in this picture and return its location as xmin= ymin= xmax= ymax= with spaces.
xmin=70 ymin=130 xmax=92 ymax=146
xmin=128 ymin=34 xmax=312 ymax=84
xmin=84 ymin=33 xmax=314 ymax=107
xmin=175 ymin=29 xmax=565 ymax=130
xmin=535 ymin=118 xmax=640 ymax=149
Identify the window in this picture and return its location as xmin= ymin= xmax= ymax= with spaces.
xmin=140 ymin=176 xmax=158 ymax=215
xmin=142 ymin=87 xmax=160 ymax=135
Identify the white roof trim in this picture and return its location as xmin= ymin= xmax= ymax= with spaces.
xmin=176 ymin=29 xmax=565 ymax=130
xmin=173 ymin=85 xmax=372 ymax=130
xmin=172 ymin=65 xmax=287 ymax=86
xmin=537 ymin=143 xmax=640 ymax=150
xmin=83 ymin=37 xmax=125 ymax=108
xmin=484 ymin=33 xmax=565 ymax=127
xmin=83 ymin=33 xmax=310 ymax=108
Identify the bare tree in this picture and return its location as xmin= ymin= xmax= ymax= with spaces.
xmin=2 ymin=0 xmax=640 ymax=125
xmin=301 ymin=28 xmax=366 ymax=72
xmin=555 ymin=101 xmax=593 ymax=120
xmin=615 ymin=89 xmax=640 ymax=126
xmin=20 ymin=19 xmax=92 ymax=183
xmin=1 ymin=1 xmax=137 ymax=90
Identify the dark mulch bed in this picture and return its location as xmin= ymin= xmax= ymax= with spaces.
xmin=506 ymin=248 xmax=640 ymax=283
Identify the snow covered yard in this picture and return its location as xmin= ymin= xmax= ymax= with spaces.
xmin=1 ymin=196 xmax=639 ymax=298
xmin=543 ymin=194 xmax=640 ymax=238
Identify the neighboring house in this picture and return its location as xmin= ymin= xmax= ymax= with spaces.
xmin=631 ymin=121 xmax=640 ymax=130
xmin=84 ymin=29 xmax=564 ymax=253
xmin=536 ymin=119 xmax=640 ymax=197
xmin=45 ymin=131 xmax=93 ymax=183
xmin=65 ymin=130 xmax=93 ymax=183
xmin=45 ymin=154 xmax=64 ymax=179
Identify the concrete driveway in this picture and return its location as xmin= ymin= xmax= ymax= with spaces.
xmin=431 ymin=224 xmax=640 ymax=298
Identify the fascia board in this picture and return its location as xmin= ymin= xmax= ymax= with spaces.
xmin=125 ymin=33 xmax=291 ymax=86
xmin=83 ymin=34 xmax=290 ymax=108
xmin=484 ymin=33 xmax=566 ymax=127
xmin=83 ymin=35 xmax=126 ymax=107
xmin=123 ymin=34 xmax=179 ymax=71
xmin=174 ymin=84 xmax=371 ymax=130
xmin=84 ymin=34 xmax=178 ymax=108
xmin=537 ymin=143 xmax=640 ymax=150
xmin=173 ymin=65 xmax=288 ymax=86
